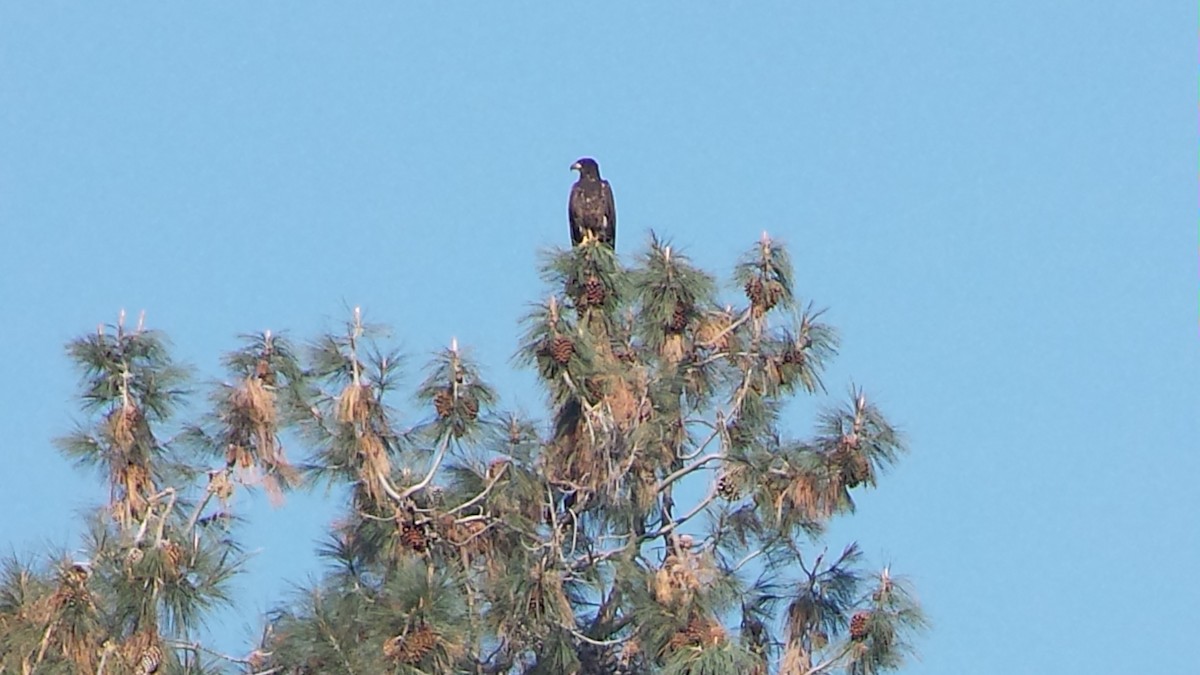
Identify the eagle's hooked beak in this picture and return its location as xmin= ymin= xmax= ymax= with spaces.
xmin=570 ymin=162 xmax=581 ymax=172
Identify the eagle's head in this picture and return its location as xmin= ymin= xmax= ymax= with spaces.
xmin=570 ymin=157 xmax=601 ymax=178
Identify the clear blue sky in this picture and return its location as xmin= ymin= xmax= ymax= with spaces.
xmin=1 ymin=3 xmax=1195 ymax=673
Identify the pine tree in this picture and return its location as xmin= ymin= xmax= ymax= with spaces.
xmin=1 ymin=233 xmax=925 ymax=674
xmin=0 ymin=311 xmax=243 ymax=673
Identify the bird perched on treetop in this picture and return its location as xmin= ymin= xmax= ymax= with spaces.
xmin=568 ymin=158 xmax=616 ymax=249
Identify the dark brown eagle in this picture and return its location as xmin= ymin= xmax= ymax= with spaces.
xmin=568 ymin=158 xmax=616 ymax=248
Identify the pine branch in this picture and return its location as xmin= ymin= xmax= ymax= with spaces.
xmin=647 ymin=484 xmax=719 ymax=540
xmin=396 ymin=430 xmax=453 ymax=501
xmin=185 ymin=471 xmax=228 ymax=534
xmin=676 ymin=423 xmax=722 ymax=461
xmin=166 ymin=638 xmax=261 ymax=667
xmin=804 ymin=643 xmax=852 ymax=675
xmin=152 ymin=488 xmax=177 ymax=544
xmin=444 ymin=521 xmax=498 ymax=547
xmin=656 ymin=451 xmax=722 ymax=493
xmin=731 ymin=548 xmax=764 ymax=574
xmin=696 ymin=307 xmax=752 ymax=349
xmin=560 ymin=371 xmax=604 ymax=439
xmin=569 ymin=628 xmax=627 ymax=647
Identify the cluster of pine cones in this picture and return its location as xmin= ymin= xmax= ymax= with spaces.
xmin=666 ymin=615 xmax=725 ymax=652
xmin=831 ymin=435 xmax=872 ymax=488
xmin=433 ymin=387 xmax=479 ymax=421
xmin=716 ymin=471 xmax=741 ymax=500
xmin=398 ymin=521 xmax=430 ymax=553
xmin=745 ymin=276 xmax=785 ymax=317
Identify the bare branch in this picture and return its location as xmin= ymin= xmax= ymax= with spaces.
xmin=656 ymin=451 xmax=722 ymax=493
xmin=185 ymin=472 xmax=225 ymax=534
xmin=677 ymin=424 xmax=722 ymax=461
xmin=803 ymin=643 xmax=852 ymax=675
xmin=152 ymin=488 xmax=177 ymax=544
xmin=165 ymin=638 xmax=263 ymax=666
xmin=569 ymin=628 xmax=627 ymax=647
xmin=446 ymin=462 xmax=509 ymax=515
xmin=393 ymin=431 xmax=452 ymax=502
xmin=647 ymin=485 xmax=719 ymax=540
xmin=696 ymin=307 xmax=752 ymax=349
xmin=730 ymin=548 xmax=764 ymax=574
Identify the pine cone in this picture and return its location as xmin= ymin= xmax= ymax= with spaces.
xmin=405 ymin=625 xmax=439 ymax=663
xmin=399 ymin=523 xmax=428 ymax=553
xmin=668 ymin=302 xmax=689 ymax=333
xmin=845 ymin=453 xmax=871 ymax=487
xmin=160 ymin=540 xmax=184 ymax=575
xmin=254 ymin=358 xmax=275 ymax=385
xmin=833 ymin=447 xmax=872 ymax=488
xmin=745 ymin=277 xmax=782 ymax=316
xmin=461 ymin=392 xmax=479 ymax=421
xmin=765 ymin=281 xmax=784 ymax=308
xmin=666 ymin=629 xmax=694 ymax=651
xmin=583 ymin=275 xmax=606 ymax=307
xmin=549 ymin=336 xmax=575 ymax=364
xmin=134 ymin=644 xmax=163 ymax=674
xmin=744 ymin=277 xmax=764 ymax=305
xmin=726 ymin=420 xmax=754 ymax=448
xmin=385 ymin=626 xmax=438 ymax=664
xmin=850 ymin=611 xmax=870 ymax=641
xmin=781 ymin=346 xmax=804 ymax=365
xmin=433 ymin=389 xmax=454 ymax=418
xmin=716 ymin=473 xmax=739 ymax=500
xmin=667 ymin=616 xmax=722 ymax=652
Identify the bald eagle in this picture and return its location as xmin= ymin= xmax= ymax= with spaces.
xmin=568 ymin=158 xmax=616 ymax=249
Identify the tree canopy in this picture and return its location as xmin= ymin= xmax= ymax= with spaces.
xmin=0 ymin=232 xmax=925 ymax=674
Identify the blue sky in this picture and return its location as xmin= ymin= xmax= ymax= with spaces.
xmin=1 ymin=3 xmax=1195 ymax=673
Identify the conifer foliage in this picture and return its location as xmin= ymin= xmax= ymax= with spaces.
xmin=1 ymin=234 xmax=925 ymax=674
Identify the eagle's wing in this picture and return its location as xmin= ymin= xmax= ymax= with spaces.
xmin=568 ymin=183 xmax=584 ymax=246
xmin=601 ymin=180 xmax=616 ymax=249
